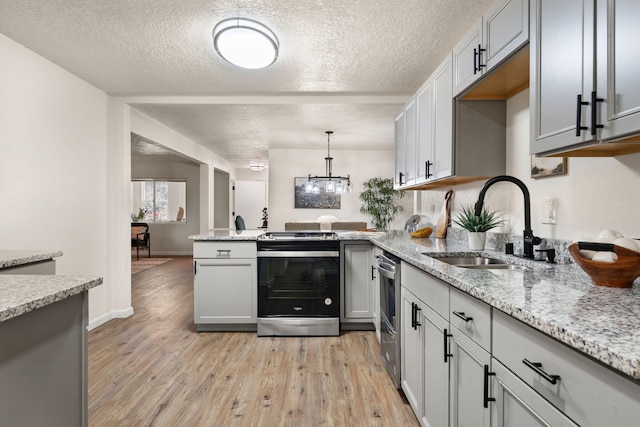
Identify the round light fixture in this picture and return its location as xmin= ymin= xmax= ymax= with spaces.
xmin=213 ymin=18 xmax=279 ymax=69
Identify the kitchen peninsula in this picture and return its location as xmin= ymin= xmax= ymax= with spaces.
xmin=0 ymin=250 xmax=102 ymax=427
xmin=191 ymin=229 xmax=640 ymax=425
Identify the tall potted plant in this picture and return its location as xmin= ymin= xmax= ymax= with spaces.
xmin=452 ymin=204 xmax=504 ymax=250
xmin=359 ymin=177 xmax=405 ymax=231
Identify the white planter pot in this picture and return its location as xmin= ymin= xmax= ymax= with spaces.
xmin=468 ymin=232 xmax=486 ymax=250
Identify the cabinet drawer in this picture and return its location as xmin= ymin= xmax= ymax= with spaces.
xmin=493 ymin=310 xmax=640 ymax=427
xmin=193 ymin=241 xmax=256 ymax=259
xmin=449 ymin=287 xmax=491 ymax=351
xmin=402 ymin=263 xmax=449 ymax=318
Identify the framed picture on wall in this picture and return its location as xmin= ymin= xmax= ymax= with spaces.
xmin=294 ymin=177 xmax=341 ymax=209
xmin=531 ymin=156 xmax=567 ymax=179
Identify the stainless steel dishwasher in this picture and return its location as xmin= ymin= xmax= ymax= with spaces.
xmin=377 ymin=251 xmax=401 ymax=389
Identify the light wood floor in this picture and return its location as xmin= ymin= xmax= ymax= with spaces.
xmin=88 ymin=256 xmax=419 ymax=427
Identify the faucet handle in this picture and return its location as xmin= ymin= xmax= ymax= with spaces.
xmin=535 ymin=248 xmax=556 ymax=263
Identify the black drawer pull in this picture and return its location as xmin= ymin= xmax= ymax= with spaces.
xmin=425 ymin=160 xmax=433 ymax=179
xmin=452 ymin=311 xmax=473 ymax=322
xmin=443 ymin=328 xmax=453 ymax=363
xmin=483 ymin=364 xmax=496 ymax=408
xmin=371 ymin=265 xmax=376 ymax=280
xmin=523 ymin=359 xmax=561 ymax=385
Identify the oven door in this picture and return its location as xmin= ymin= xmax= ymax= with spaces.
xmin=258 ymin=251 xmax=340 ymax=318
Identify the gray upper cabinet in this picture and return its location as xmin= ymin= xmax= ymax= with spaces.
xmin=529 ymin=0 xmax=595 ymax=155
xmin=453 ymin=0 xmax=529 ymax=97
xmin=416 ymin=54 xmax=453 ymax=186
xmin=531 ymin=0 xmax=640 ymax=156
xmin=394 ymin=100 xmax=417 ymax=189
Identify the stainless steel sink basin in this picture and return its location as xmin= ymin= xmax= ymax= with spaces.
xmin=423 ymin=255 xmax=527 ymax=270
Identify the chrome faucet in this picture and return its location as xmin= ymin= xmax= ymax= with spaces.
xmin=474 ymin=175 xmax=541 ymax=258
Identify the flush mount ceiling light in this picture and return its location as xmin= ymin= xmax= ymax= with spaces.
xmin=213 ymin=18 xmax=279 ymax=69
xmin=305 ymin=131 xmax=351 ymax=195
xmin=249 ymin=161 xmax=265 ymax=171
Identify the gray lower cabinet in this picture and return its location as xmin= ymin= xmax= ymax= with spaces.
xmin=341 ymin=242 xmax=376 ymax=329
xmin=422 ymin=304 xmax=449 ymax=427
xmin=490 ymin=358 xmax=578 ymax=426
xmin=193 ymin=241 xmax=257 ymax=331
xmin=371 ymin=245 xmax=382 ymax=341
xmin=401 ymin=287 xmax=424 ymax=416
xmin=493 ymin=309 xmax=640 ymax=427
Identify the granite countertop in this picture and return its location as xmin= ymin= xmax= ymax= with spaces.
xmin=0 ymin=249 xmax=63 ymax=269
xmin=189 ymin=229 xmax=266 ymax=240
xmin=371 ymin=232 xmax=640 ymax=381
xmin=0 ymin=274 xmax=102 ymax=322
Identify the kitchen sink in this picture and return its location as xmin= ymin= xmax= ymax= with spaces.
xmin=423 ymin=255 xmax=527 ymax=270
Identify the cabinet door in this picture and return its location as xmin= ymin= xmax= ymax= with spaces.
xmin=449 ymin=327 xmax=490 ymax=427
xmin=394 ymin=111 xmax=406 ymax=188
xmin=371 ymin=245 xmax=383 ymax=342
xmin=343 ymin=244 xmax=374 ymax=321
xmin=453 ymin=19 xmax=483 ymax=96
xmin=431 ymin=55 xmax=453 ymax=181
xmin=490 ymin=359 xmax=578 ymax=427
xmin=530 ymin=0 xmax=595 ymax=154
xmin=597 ymin=0 xmax=640 ymax=141
xmin=416 ymin=78 xmax=434 ymax=185
xmin=483 ymin=0 xmax=529 ymax=71
xmin=404 ymin=99 xmax=417 ymax=187
xmin=194 ymin=259 xmax=257 ymax=324
xmin=401 ymin=288 xmax=423 ymax=418
xmin=422 ymin=305 xmax=449 ymax=427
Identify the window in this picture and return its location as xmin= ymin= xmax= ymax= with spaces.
xmin=131 ymin=180 xmax=186 ymax=222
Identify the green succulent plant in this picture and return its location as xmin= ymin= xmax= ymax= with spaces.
xmin=453 ymin=204 xmax=504 ymax=232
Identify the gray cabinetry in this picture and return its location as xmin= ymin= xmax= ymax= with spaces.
xmin=193 ymin=241 xmax=257 ymax=331
xmin=531 ymin=0 xmax=640 ymax=156
xmin=416 ymin=54 xmax=453 ymax=186
xmin=341 ymin=242 xmax=376 ymax=328
xmin=394 ymin=100 xmax=417 ymax=188
xmin=490 ymin=358 xmax=578 ymax=427
xmin=453 ymin=0 xmax=529 ymax=96
xmin=493 ymin=309 xmax=640 ymax=427
xmin=401 ymin=287 xmax=424 ymax=416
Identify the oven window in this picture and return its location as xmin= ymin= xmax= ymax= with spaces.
xmin=258 ymin=256 xmax=339 ymax=317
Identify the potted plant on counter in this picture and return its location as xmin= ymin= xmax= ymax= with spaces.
xmin=359 ymin=177 xmax=405 ymax=231
xmin=452 ymin=204 xmax=504 ymax=250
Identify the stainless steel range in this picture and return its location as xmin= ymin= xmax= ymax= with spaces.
xmin=257 ymin=231 xmax=340 ymax=336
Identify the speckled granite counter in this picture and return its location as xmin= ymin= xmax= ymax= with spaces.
xmin=371 ymin=232 xmax=640 ymax=381
xmin=0 ymin=275 xmax=102 ymax=322
xmin=0 ymin=249 xmax=63 ymax=269
xmin=189 ymin=229 xmax=266 ymax=240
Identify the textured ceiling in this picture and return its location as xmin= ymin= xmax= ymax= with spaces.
xmin=0 ymin=0 xmax=495 ymax=168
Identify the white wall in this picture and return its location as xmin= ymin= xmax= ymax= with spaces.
xmin=131 ymin=158 xmax=201 ymax=255
xmin=0 ymin=34 xmax=112 ymax=322
xmin=416 ymin=89 xmax=640 ymax=241
xmin=269 ymin=148 xmax=413 ymax=230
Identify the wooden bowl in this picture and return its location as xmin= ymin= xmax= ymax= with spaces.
xmin=568 ymin=243 xmax=640 ymax=288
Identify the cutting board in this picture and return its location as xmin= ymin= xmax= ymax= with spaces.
xmin=436 ymin=190 xmax=453 ymax=239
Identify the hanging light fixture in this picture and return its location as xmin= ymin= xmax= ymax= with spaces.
xmin=248 ymin=161 xmax=265 ymax=171
xmin=305 ymin=131 xmax=351 ymax=194
xmin=213 ymin=18 xmax=279 ymax=69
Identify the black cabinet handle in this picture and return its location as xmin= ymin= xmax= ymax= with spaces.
xmin=414 ymin=306 xmax=421 ymax=328
xmin=452 ymin=311 xmax=473 ymax=322
xmin=522 ymin=359 xmax=561 ymax=385
xmin=194 ymin=260 xmax=197 ymax=275
xmin=425 ymin=160 xmax=433 ymax=179
xmin=477 ymin=44 xmax=486 ymax=72
xmin=411 ymin=302 xmax=415 ymax=329
xmin=483 ymin=364 xmax=496 ymax=408
xmin=591 ymin=91 xmax=604 ymax=135
xmin=398 ymin=172 xmax=404 ymax=186
xmin=443 ymin=328 xmax=453 ymax=362
xmin=473 ymin=47 xmax=478 ymax=74
xmin=575 ymin=94 xmax=589 ymax=136
xmin=371 ymin=265 xmax=376 ymax=280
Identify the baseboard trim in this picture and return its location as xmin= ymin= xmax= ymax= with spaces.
xmin=88 ymin=307 xmax=134 ymax=331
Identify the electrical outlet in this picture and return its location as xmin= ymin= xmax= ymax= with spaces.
xmin=542 ymin=198 xmax=557 ymax=224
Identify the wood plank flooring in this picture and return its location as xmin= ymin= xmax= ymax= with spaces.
xmin=88 ymin=256 xmax=419 ymax=426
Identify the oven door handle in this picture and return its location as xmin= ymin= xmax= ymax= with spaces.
xmin=257 ymin=251 xmax=340 ymax=258
xmin=377 ymin=262 xmax=396 ymax=280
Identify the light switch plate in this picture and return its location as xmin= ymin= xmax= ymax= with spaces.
xmin=542 ymin=198 xmax=557 ymax=224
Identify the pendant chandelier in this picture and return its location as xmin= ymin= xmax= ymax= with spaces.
xmin=305 ymin=131 xmax=352 ymax=194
